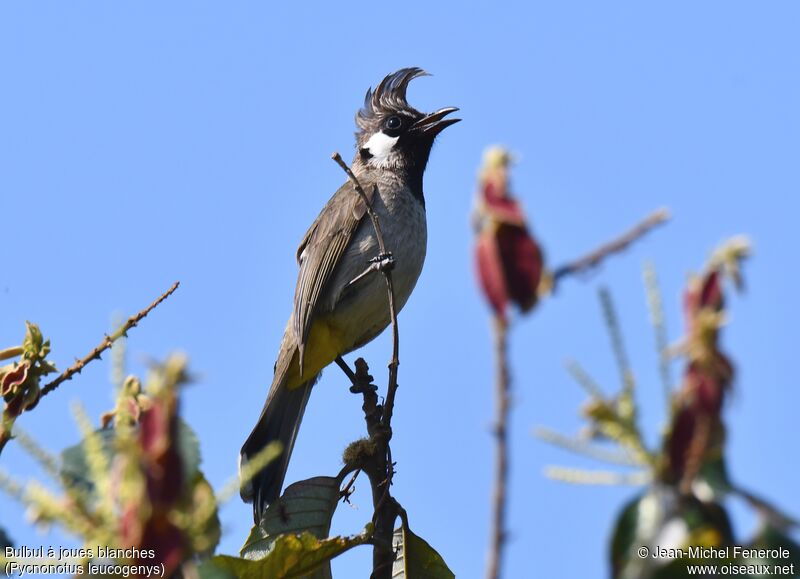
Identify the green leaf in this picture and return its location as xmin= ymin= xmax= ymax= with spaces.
xmin=176 ymin=417 xmax=202 ymax=478
xmin=189 ymin=472 xmax=223 ymax=556
xmin=213 ymin=527 xmax=372 ymax=579
xmin=240 ymin=475 xmax=346 ymax=579
xmin=23 ymin=322 xmax=43 ymax=357
xmin=241 ymin=475 xmax=344 ymax=559
xmin=392 ymin=524 xmax=454 ymax=579
xmin=60 ymin=419 xmax=201 ymax=492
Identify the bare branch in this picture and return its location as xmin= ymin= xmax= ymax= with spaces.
xmin=331 ymin=153 xmax=388 ymax=257
xmin=340 ymin=469 xmax=361 ymax=503
xmin=486 ymin=318 xmax=510 ymax=579
xmin=345 ymin=357 xmax=400 ymax=579
xmin=552 ymin=208 xmax=670 ymax=285
xmin=41 ymin=282 xmax=180 ymax=397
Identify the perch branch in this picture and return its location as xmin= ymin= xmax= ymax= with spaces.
xmin=332 ymin=153 xmax=401 ymax=579
xmin=41 ymin=282 xmax=180 ymax=397
xmin=332 ymin=153 xmax=400 ymax=420
xmin=552 ymin=208 xmax=670 ymax=285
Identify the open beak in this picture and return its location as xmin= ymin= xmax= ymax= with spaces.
xmin=410 ymin=107 xmax=461 ymax=137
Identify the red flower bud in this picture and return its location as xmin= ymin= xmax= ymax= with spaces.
xmin=684 ymin=270 xmax=724 ymax=329
xmin=139 ymin=393 xmax=183 ymax=506
xmin=474 ymin=147 xmax=544 ymax=321
xmin=1 ymin=362 xmax=29 ymax=398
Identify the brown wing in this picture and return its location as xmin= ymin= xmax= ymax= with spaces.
xmin=292 ymin=177 xmax=375 ymax=369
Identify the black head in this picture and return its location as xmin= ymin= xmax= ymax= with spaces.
xmin=353 ymin=68 xmax=459 ymax=180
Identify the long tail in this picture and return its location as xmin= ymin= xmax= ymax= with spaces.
xmin=240 ymin=334 xmax=318 ymax=522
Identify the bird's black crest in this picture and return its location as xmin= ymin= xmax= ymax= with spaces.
xmin=356 ymin=67 xmax=429 ymax=129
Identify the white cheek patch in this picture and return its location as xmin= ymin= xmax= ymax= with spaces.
xmin=364 ymin=131 xmax=399 ymax=166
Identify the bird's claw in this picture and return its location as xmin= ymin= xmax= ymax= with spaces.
xmin=347 ymin=252 xmax=396 ymax=287
xmin=370 ymin=252 xmax=395 ymax=273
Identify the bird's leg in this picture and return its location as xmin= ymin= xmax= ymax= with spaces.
xmin=346 ymin=252 xmax=395 ymax=288
xmin=335 ymin=356 xmax=357 ymax=385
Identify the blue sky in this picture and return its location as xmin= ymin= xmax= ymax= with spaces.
xmin=1 ymin=1 xmax=798 ymax=577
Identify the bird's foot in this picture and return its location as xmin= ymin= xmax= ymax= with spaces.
xmin=346 ymin=252 xmax=395 ymax=288
xmin=370 ymin=252 xmax=395 ymax=273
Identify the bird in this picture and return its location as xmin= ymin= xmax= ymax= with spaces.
xmin=240 ymin=67 xmax=459 ymax=521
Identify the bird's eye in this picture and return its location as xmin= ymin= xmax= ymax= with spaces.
xmin=385 ymin=116 xmax=402 ymax=131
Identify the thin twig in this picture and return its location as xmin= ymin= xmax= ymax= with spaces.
xmin=564 ymin=358 xmax=605 ymax=400
xmin=41 ymin=282 xmax=180 ymax=397
xmin=533 ymin=426 xmax=643 ymax=467
xmin=110 ymin=313 xmax=127 ymax=392
xmin=643 ymin=261 xmax=673 ymax=404
xmin=10 ymin=427 xmax=61 ymax=481
xmin=331 ymin=153 xmax=390 ymax=263
xmin=397 ymin=501 xmax=410 ymax=530
xmin=544 ymin=465 xmax=650 ymax=486
xmin=331 ymin=153 xmax=400 ymax=579
xmin=0 ymin=468 xmax=25 ymax=501
xmin=599 ymin=287 xmax=635 ymax=394
xmin=486 ymin=317 xmax=510 ymax=579
xmin=340 ymin=468 xmax=361 ymax=503
xmin=552 ymin=208 xmax=670 ymax=284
